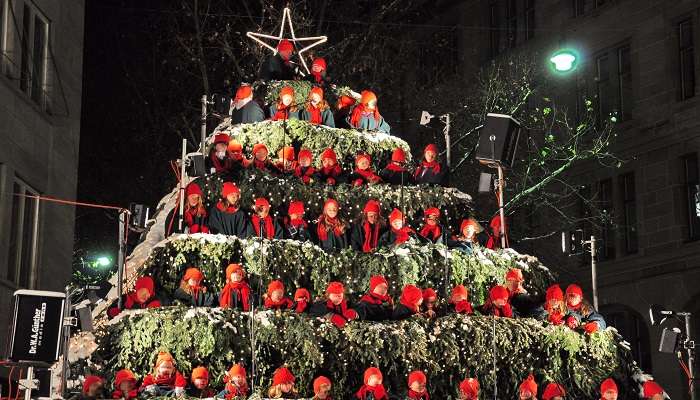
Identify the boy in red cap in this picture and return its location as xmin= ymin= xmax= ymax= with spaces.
xmin=315 ymin=148 xmax=345 ymax=185
xmin=380 ymin=148 xmax=414 ymax=185
xmin=249 ymin=143 xmax=276 ymax=172
xmin=260 ymin=39 xmax=298 ymax=80
xmin=564 ymin=284 xmax=606 ymax=333
xmin=599 ymin=378 xmax=618 ymax=400
xmin=421 ymin=287 xmax=439 ymax=318
xmin=407 ymin=370 xmax=430 ymax=399
xmin=294 ymin=148 xmax=317 ymax=184
xmin=393 ymin=284 xmax=424 ymax=320
xmin=208 ymin=182 xmax=250 ymax=237
xmin=112 ymin=369 xmax=138 ymax=399
xmin=230 ymin=84 xmax=264 ymax=124
xmin=246 ymin=197 xmax=283 ymax=239
xmin=274 ymin=146 xmax=298 ymax=175
xmin=458 ymin=377 xmax=479 ymax=400
xmin=264 ymin=280 xmax=294 ymax=311
xmin=79 ymin=375 xmax=104 ymax=400
xmin=173 ymin=267 xmax=214 ymax=307
xmin=414 ymin=144 xmax=447 ymax=185
xmin=348 ymin=90 xmax=391 ymax=133
xmin=207 ymin=133 xmax=236 ymax=175
xmin=334 ymin=95 xmax=357 ymax=129
xmin=379 ymin=209 xmax=423 ymax=247
xmin=312 ymin=375 xmax=332 ymax=400
xmin=544 ymin=284 xmax=567 ymax=326
xmin=355 ymin=367 xmax=389 ymax=400
xmin=293 ymin=288 xmax=311 ymax=313
xmin=267 ymin=366 xmax=297 ymax=398
xmin=418 ymin=207 xmax=449 ymax=245
xmin=227 ymin=138 xmax=251 ymax=169
xmin=542 ymin=382 xmax=566 ymax=400
xmin=108 ymin=276 xmax=162 ymax=318
xmin=306 ymin=57 xmax=331 ymax=86
xmin=478 ymin=285 xmax=514 ymax=317
xmin=350 ymin=199 xmax=385 ymax=252
xmin=519 ymin=374 xmax=538 ymax=399
xmin=506 ymin=268 xmax=546 ymax=319
xmin=315 ymin=199 xmax=349 ymax=252
xmin=164 ymin=182 xmax=209 ymax=236
xmin=357 ymin=275 xmax=394 ymax=321
xmin=218 ymin=364 xmax=249 ymax=399
xmin=450 ymin=285 xmax=473 ymax=315
xmin=283 ymin=200 xmax=311 ymax=241
xmin=309 ymin=281 xmax=359 ymax=328
xmin=350 ymin=153 xmax=382 ymax=187
xmin=270 ymin=86 xmax=300 ymax=121
xmin=642 ymin=380 xmax=665 ymax=400
xmin=219 ymin=263 xmax=251 ymax=311
xmin=140 ymin=352 xmax=187 ymax=397
xmin=301 ymin=86 xmax=335 ymax=127
xmin=187 ymin=366 xmax=216 ymax=398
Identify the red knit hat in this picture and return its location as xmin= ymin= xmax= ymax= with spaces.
xmin=364 ymin=367 xmax=382 ymax=385
xmin=459 ymin=378 xmax=479 ymax=398
xmin=363 ymin=200 xmax=381 ymax=214
xmin=489 ymin=285 xmax=509 ymax=302
xmin=566 ymin=284 xmax=583 ymax=298
xmin=253 ymin=143 xmax=268 ymax=156
xmin=114 ymin=370 xmax=136 ymax=389
xmin=323 ymin=198 xmax=339 ymax=212
xmin=183 ymin=267 xmax=204 ymax=283
xmin=222 ymin=182 xmax=240 ymax=198
xmin=356 ymin=153 xmax=371 ymax=166
xmin=312 ymin=57 xmax=327 ymax=71
xmin=389 ymin=208 xmax=404 ymax=225
xmin=369 ymin=275 xmax=388 ymax=292
xmin=288 ymin=201 xmax=305 ymax=216
xmin=400 ymin=284 xmax=423 ymax=308
xmin=320 ymin=148 xmax=337 ymax=163
xmin=134 ymin=276 xmax=155 ymax=299
xmin=272 ymin=367 xmax=295 ymax=386
xmin=600 ymin=378 xmax=618 ymax=395
xmin=294 ymin=288 xmax=310 ymax=301
xmin=186 ymin=182 xmax=203 ymax=198
xmin=313 ymin=376 xmax=331 ymax=394
xmin=542 ymin=382 xmax=566 ymax=400
xmin=326 ymin=281 xmax=345 ymax=295
xmin=82 ymin=375 xmax=103 ymax=394
xmin=360 ymin=90 xmax=378 ymax=106
xmin=519 ymin=374 xmax=538 ymax=396
xmin=235 ymin=85 xmax=252 ymax=100
xmin=643 ymin=380 xmax=664 ymax=397
xmin=392 ymin=148 xmax=406 ymax=163
xmin=298 ymin=148 xmax=313 ymax=162
xmin=278 ymin=146 xmax=295 ymax=161
xmin=309 ymin=86 xmax=324 ymax=99
xmin=408 ymin=370 xmax=426 ymax=386
xmin=277 ymin=39 xmax=294 ymax=53
xmin=228 ymin=364 xmax=246 ymax=379
xmin=460 ymin=218 xmax=483 ymax=234
xmin=226 ymin=263 xmax=245 ymax=281
xmin=255 ymin=197 xmax=270 ymax=208
xmin=279 ymin=86 xmax=295 ymax=100
xmin=422 ymin=287 xmax=437 ymax=301
xmin=267 ymin=280 xmax=285 ymax=297
xmin=191 ymin=366 xmax=209 ymax=382
xmin=338 ymin=95 xmax=356 ymax=108
xmin=424 ymin=144 xmax=438 ymax=154
xmin=214 ymin=133 xmax=230 ymax=145
xmin=546 ymin=284 xmax=564 ymax=302
xmin=505 ymin=268 xmax=524 ymax=282
xmin=228 ymin=139 xmax=243 ymax=153
xmin=424 ymin=207 xmax=440 ymax=218
xmin=451 ymin=285 xmax=469 ymax=301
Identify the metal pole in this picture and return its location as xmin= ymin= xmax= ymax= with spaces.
xmin=201 ymin=95 xmax=208 ymax=156
xmin=497 ymin=165 xmax=506 ymax=249
xmin=590 ymin=235 xmax=599 ymax=310
xmin=60 ymin=286 xmax=72 ymax=399
xmin=178 ymin=139 xmax=187 ymax=232
xmin=684 ymin=312 xmax=698 ymax=400
xmin=117 ymin=210 xmax=127 ymax=310
xmin=443 ymin=114 xmax=451 ymax=168
xmin=23 ymin=366 xmax=34 ymax=400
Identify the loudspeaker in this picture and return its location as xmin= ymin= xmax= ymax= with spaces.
xmin=561 ymin=229 xmax=584 ymax=255
xmin=187 ymin=154 xmax=206 ymax=178
xmin=129 ymin=203 xmax=150 ymax=229
xmin=659 ymin=327 xmax=681 ymax=353
xmin=8 ymin=290 xmax=66 ymax=365
xmin=210 ymin=93 xmax=231 ymax=116
xmin=475 ymin=113 xmax=521 ymax=168
xmin=478 ymin=173 xmax=493 ymax=193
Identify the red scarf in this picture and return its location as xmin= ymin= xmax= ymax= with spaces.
xmin=320 ymin=164 xmax=342 ymax=178
xmin=264 ymin=296 xmax=293 ymax=310
xmin=219 ymin=281 xmax=251 ymax=311
xmin=286 ymin=217 xmax=308 ymax=228
xmin=408 ymin=389 xmax=430 ymax=400
xmin=112 ymin=389 xmax=138 ymax=399
xmin=216 ymin=201 xmax=239 ymax=213
xmin=486 ymin=301 xmax=513 ymax=318
xmin=184 ymin=207 xmax=209 ymax=233
xmin=419 ymin=224 xmax=441 ymax=241
xmin=392 ymin=226 xmax=414 ymax=244
xmin=417 ymin=160 xmax=441 ymax=175
xmin=350 ymin=104 xmax=380 ymax=127
xmin=356 ymin=384 xmax=388 ymax=400
xmin=223 ymin=382 xmax=249 ymax=399
xmin=400 ymin=296 xmax=420 ymax=313
xmin=312 ymin=71 xmax=323 ymax=84
xmin=548 ymin=310 xmax=564 ymax=325
xmin=454 ymin=300 xmax=473 ymax=314
xmin=209 ymin=153 xmax=233 ymax=173
xmin=360 ymin=291 xmax=392 ymax=306
xmin=253 ymin=159 xmax=270 ymax=171
xmin=272 ymin=103 xmax=292 ymax=121
xmin=361 ymin=222 xmax=380 ymax=252
xmin=306 ymin=104 xmax=322 ymax=124
xmin=317 ymin=215 xmax=344 ymax=241
xmin=251 ymin=215 xmax=275 ymax=239
xmin=294 ymin=165 xmax=316 ymax=179
xmin=142 ymin=372 xmax=186 ymax=388
xmin=354 ymin=168 xmax=380 ymax=183
xmin=385 ymin=162 xmax=406 ymax=172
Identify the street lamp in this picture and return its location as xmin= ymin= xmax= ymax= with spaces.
xmin=549 ymin=50 xmax=578 ymax=73
xmin=95 ymin=256 xmax=112 ymax=268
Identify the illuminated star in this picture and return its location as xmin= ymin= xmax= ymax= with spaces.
xmin=246 ymin=7 xmax=327 ymax=75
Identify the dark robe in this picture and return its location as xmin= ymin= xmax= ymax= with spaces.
xmin=259 ymin=54 xmax=297 ymax=81
xmin=246 ymin=215 xmax=284 ymax=239
xmin=380 ymin=165 xmax=414 ymax=185
xmin=300 ymin=107 xmax=336 ymax=128
xmin=350 ymin=222 xmax=384 ymax=252
xmin=230 ymin=100 xmax=265 ymax=124
xmin=208 ymin=203 xmax=250 ymax=238
xmin=356 ymin=292 xmax=393 ymax=321
xmin=283 ymin=218 xmax=311 ymax=241
xmin=414 ymin=161 xmax=448 ymax=185
xmin=173 ymin=287 xmax=215 ymax=307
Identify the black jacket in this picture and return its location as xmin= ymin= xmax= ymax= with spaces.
xmin=380 ymin=167 xmax=414 ymax=185
xmin=231 ymin=100 xmax=265 ymax=124
xmin=283 ymin=219 xmax=311 ymax=241
xmin=392 ymin=304 xmax=418 ymax=320
xmin=173 ymin=288 xmax=215 ymax=307
xmin=208 ymin=204 xmax=250 ymax=238
xmin=259 ymin=54 xmax=297 ymax=81
xmin=356 ymin=294 xmax=393 ymax=321
xmin=350 ymin=222 xmax=385 ymax=252
xmin=315 ymin=223 xmax=349 ymax=252
xmin=246 ymin=216 xmax=284 ymax=239
xmin=511 ymin=292 xmax=546 ymax=320
xmin=414 ymin=162 xmax=448 ymax=185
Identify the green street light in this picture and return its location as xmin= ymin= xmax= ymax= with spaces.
xmin=549 ymin=50 xmax=578 ymax=73
xmin=95 ymin=256 xmax=112 ymax=268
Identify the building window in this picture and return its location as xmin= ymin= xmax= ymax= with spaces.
xmin=524 ymin=0 xmax=535 ymax=40
xmin=6 ymin=179 xmax=40 ymax=288
xmin=0 ymin=0 xmax=6 ymax=54
xmin=489 ymin=0 xmax=500 ymax=58
xmin=682 ymin=153 xmax=700 ymax=241
xmin=572 ymin=0 xmax=586 ymax=18
xmin=596 ymin=54 xmax=611 ymax=120
xmin=619 ymin=172 xmax=638 ymax=254
xmin=597 ymin=178 xmax=615 ymax=260
xmin=17 ymin=2 xmax=49 ymax=106
xmin=617 ymin=45 xmax=632 ymax=120
xmin=601 ymin=304 xmax=652 ymax=372
xmin=506 ymin=0 xmax=517 ymax=48
xmin=679 ymin=19 xmax=696 ymax=101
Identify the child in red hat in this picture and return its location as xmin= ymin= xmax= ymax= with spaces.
xmin=283 ymin=200 xmax=311 ymax=241
xmin=264 ymin=280 xmax=294 ymax=311
xmin=140 ymin=352 xmax=187 ymax=397
xmin=301 ymin=86 xmax=335 ymax=127
xmin=249 ymin=143 xmax=276 ymax=172
xmin=306 ymin=57 xmax=331 ymax=86
xmin=348 ymin=90 xmax=391 ymax=133
xmin=544 ymin=284 xmax=567 ymax=326
xmin=379 ymin=209 xmax=422 ymax=247
xmin=219 ymin=264 xmax=251 ymax=311
xmin=217 ymin=364 xmax=249 ymax=399
xmin=350 ymin=200 xmax=385 ymax=253
xmin=294 ymin=148 xmax=317 ymax=184
xmin=173 ymin=267 xmax=214 ymax=307
xmin=112 ymin=369 xmax=138 ymax=399
xmin=208 ymin=182 xmax=249 ymax=237
xmin=642 ymin=380 xmax=665 ymax=400
xmin=542 ymin=382 xmax=566 ymax=400
xmin=230 ymin=84 xmax=264 ymax=125
xmin=187 ymin=366 xmax=216 ymax=398
xmin=506 ymin=268 xmax=546 ymax=319
xmin=414 ymin=144 xmax=446 ymax=185
xmin=293 ymin=288 xmax=311 ymax=313
xmin=108 ymin=276 xmax=162 ymax=318
xmin=275 ymin=146 xmax=298 ymax=175
xmin=227 ymin=138 xmax=251 ymax=169
xmin=270 ymin=86 xmax=300 ymax=121
xmin=519 ymin=374 xmax=538 ymax=399
xmin=208 ymin=133 xmax=236 ymax=175
xmin=334 ymin=95 xmax=357 ymax=129
xmin=418 ymin=207 xmax=449 ymax=244
xmin=421 ymin=287 xmax=439 ymax=318
xmin=393 ymin=284 xmax=424 ymax=320
xmin=458 ymin=377 xmax=479 ymax=400
xmin=380 ymin=148 xmax=414 ymax=185
xmin=564 ymin=284 xmax=606 ymax=334
xmin=350 ymin=153 xmax=382 ymax=187
xmin=260 ymin=39 xmax=297 ymax=81
xmin=599 ymin=378 xmax=618 ymax=400
xmin=357 ymin=275 xmax=394 ymax=321
xmin=79 ymin=375 xmax=104 ymax=400
xmin=355 ymin=367 xmax=389 ymax=400
xmin=450 ymin=285 xmax=473 ymax=315
xmin=315 ymin=199 xmax=349 ymax=252
xmin=312 ymin=376 xmax=332 ymax=400
xmin=478 ymin=285 xmax=514 ymax=317
xmin=268 ymin=366 xmax=297 ymax=398
xmin=309 ymin=281 xmax=359 ymax=328
xmin=165 ymin=182 xmax=210 ymax=236
xmin=407 ymin=370 xmax=430 ymax=399
xmin=315 ymin=148 xmax=345 ymax=185
xmin=246 ymin=197 xmax=283 ymax=239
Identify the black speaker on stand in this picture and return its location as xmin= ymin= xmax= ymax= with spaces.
xmin=475 ymin=113 xmax=522 ymax=168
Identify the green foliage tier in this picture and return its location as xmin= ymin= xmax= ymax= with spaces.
xmin=255 ymin=80 xmax=354 ymax=110
xmin=145 ymin=235 xmax=553 ymax=303
xmin=94 ymin=308 xmax=643 ymax=399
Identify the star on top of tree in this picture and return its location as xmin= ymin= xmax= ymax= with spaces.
xmin=246 ymin=7 xmax=327 ymax=75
